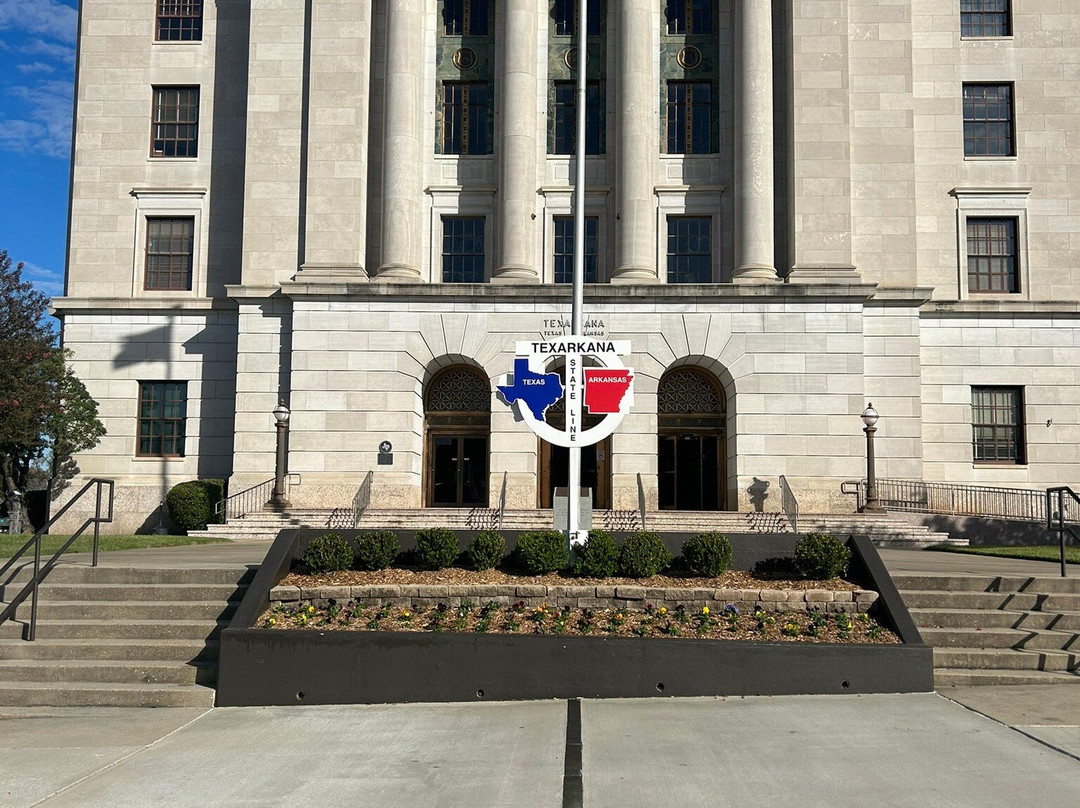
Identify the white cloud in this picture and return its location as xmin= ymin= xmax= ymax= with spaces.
xmin=16 ymin=61 xmax=54 ymax=74
xmin=21 ymin=261 xmax=65 ymax=299
xmin=0 ymin=0 xmax=78 ymax=45
xmin=0 ymin=79 xmax=74 ymax=158
xmin=20 ymin=38 xmax=75 ymax=65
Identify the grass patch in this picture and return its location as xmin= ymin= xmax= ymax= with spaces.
xmin=928 ymin=544 xmax=1080 ymax=565
xmin=0 ymin=533 xmax=226 ymax=559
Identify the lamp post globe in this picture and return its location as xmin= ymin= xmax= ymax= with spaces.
xmin=861 ymin=402 xmax=882 ymax=512
xmin=270 ymin=400 xmax=291 ymax=509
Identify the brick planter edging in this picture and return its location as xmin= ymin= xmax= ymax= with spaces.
xmin=269 ymin=583 xmax=879 ymax=614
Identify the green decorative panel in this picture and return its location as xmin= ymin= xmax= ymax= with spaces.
xmin=435 ymin=1 xmax=495 ymax=155
xmin=659 ymin=0 xmax=721 ymax=154
xmin=547 ymin=0 xmax=606 ymax=154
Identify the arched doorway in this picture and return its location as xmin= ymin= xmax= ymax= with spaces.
xmin=658 ymin=367 xmax=726 ymax=511
xmin=425 ymin=366 xmax=490 ymax=507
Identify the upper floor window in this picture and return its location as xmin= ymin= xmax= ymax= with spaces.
xmin=137 ymin=381 xmax=188 ymax=457
xmin=441 ymin=82 xmax=491 ymax=155
xmin=552 ymin=81 xmax=603 ymax=154
xmin=963 ymin=83 xmax=1013 ymax=157
xmin=145 ymin=217 xmax=194 ymax=290
xmin=442 ymin=216 xmax=486 ymax=283
xmin=554 ymin=216 xmax=598 ymax=284
xmin=665 ymin=0 xmax=713 ymax=36
xmin=972 ymin=386 xmax=1024 ymax=464
xmin=667 ymin=216 xmax=711 ymax=283
xmin=666 ymin=81 xmax=714 ymax=154
xmin=151 ymin=86 xmax=199 ymax=158
xmin=554 ymin=0 xmax=602 ymax=37
xmin=967 ymin=217 xmax=1018 ymax=294
xmin=960 ymin=0 xmax=1011 ymax=37
xmin=443 ymin=0 xmax=489 ymax=36
xmin=156 ymin=0 xmax=203 ymax=42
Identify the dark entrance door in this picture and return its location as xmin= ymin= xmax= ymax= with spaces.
xmin=430 ymin=434 xmax=489 ymax=507
xmin=657 ymin=367 xmax=727 ymax=511
xmin=539 ymin=438 xmax=611 ymax=509
xmin=659 ymin=434 xmax=720 ymax=510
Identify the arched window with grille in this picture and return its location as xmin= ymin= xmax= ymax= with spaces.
xmin=657 ymin=367 xmax=726 ymax=510
xmin=425 ymin=366 xmax=491 ymax=507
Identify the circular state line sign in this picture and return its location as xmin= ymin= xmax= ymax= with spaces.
xmin=496 ymin=337 xmax=634 ymax=448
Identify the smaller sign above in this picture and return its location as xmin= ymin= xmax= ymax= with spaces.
xmin=378 ymin=440 xmax=393 ymax=466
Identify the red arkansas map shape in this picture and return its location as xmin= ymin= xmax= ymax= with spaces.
xmin=583 ymin=369 xmax=633 ymax=414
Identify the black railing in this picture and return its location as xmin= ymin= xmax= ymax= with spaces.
xmin=1046 ymin=487 xmax=1079 ymax=578
xmin=0 ymin=478 xmax=114 ymax=641
xmin=841 ymin=478 xmax=1066 ymax=524
xmin=351 ymin=471 xmax=373 ymax=528
xmin=637 ymin=472 xmax=647 ymax=531
xmin=779 ymin=475 xmax=799 ymax=533
xmin=497 ymin=472 xmax=508 ymax=531
xmin=215 ymin=473 xmax=301 ymax=522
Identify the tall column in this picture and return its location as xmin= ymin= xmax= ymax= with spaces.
xmin=733 ymin=0 xmax=778 ymax=282
xmin=494 ymin=0 xmax=540 ymax=283
xmin=377 ymin=0 xmax=424 ymax=280
xmin=612 ymin=0 xmax=658 ymax=283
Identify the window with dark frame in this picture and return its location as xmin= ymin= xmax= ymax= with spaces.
xmin=442 ymin=82 xmax=490 ymax=155
xmin=145 ymin=217 xmax=194 ymax=291
xmin=960 ymin=0 xmax=1010 ymax=37
xmin=972 ymin=386 xmax=1024 ymax=463
xmin=963 ymin=83 xmax=1014 ymax=157
xmin=552 ymin=81 xmax=603 ymax=154
xmin=156 ymin=1 xmax=203 ymax=41
xmin=442 ymin=0 xmax=489 ymax=36
xmin=967 ymin=217 xmax=1018 ymax=293
xmin=665 ymin=0 xmax=713 ymax=36
xmin=667 ymin=216 xmax=711 ymax=283
xmin=442 ymin=216 xmax=486 ymax=283
xmin=151 ymin=86 xmax=199 ymax=158
xmin=554 ymin=0 xmax=602 ymax=36
xmin=554 ymin=216 xmax=598 ymax=284
xmin=666 ymin=81 xmax=713 ymax=154
xmin=137 ymin=381 xmax=188 ymax=457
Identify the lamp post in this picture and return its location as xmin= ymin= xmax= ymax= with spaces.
xmin=270 ymin=400 xmax=291 ymax=510
xmin=861 ymin=403 xmax=882 ymax=512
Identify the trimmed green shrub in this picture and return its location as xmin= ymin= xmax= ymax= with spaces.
xmin=414 ymin=527 xmax=460 ymax=570
xmin=618 ymin=531 xmax=672 ymax=579
xmin=794 ymin=533 xmax=852 ymax=579
xmin=165 ymin=479 xmax=224 ymax=533
xmin=467 ymin=530 xmax=506 ymax=571
xmin=513 ymin=530 xmax=570 ymax=575
xmin=353 ymin=530 xmax=399 ymax=571
xmin=301 ymin=532 xmax=354 ymax=573
xmin=681 ymin=532 xmax=733 ymax=577
xmin=573 ymin=530 xmax=619 ymax=578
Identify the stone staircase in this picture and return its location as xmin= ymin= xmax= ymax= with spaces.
xmin=894 ymin=573 xmax=1080 ymax=687
xmin=0 ymin=565 xmax=251 ymax=707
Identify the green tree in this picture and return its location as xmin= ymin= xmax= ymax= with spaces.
xmin=0 ymin=250 xmax=105 ymax=531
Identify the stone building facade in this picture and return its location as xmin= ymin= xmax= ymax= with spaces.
xmin=57 ymin=0 xmax=1080 ymax=532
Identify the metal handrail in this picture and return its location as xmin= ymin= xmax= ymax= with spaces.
xmin=636 ymin=472 xmax=647 ymax=531
xmin=1046 ymin=487 xmax=1079 ymax=578
xmin=779 ymin=475 xmax=799 ymax=533
xmin=840 ymin=478 xmax=1072 ymax=524
xmin=497 ymin=471 xmax=508 ymax=531
xmin=215 ymin=473 xmax=301 ymax=522
xmin=351 ymin=471 xmax=374 ymax=528
xmin=0 ymin=478 xmax=114 ymax=641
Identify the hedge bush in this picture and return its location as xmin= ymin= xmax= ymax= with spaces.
xmin=573 ymin=530 xmax=619 ymax=578
xmin=301 ymin=532 xmax=354 ymax=573
xmin=414 ymin=527 xmax=460 ymax=570
xmin=513 ymin=530 xmax=570 ymax=575
xmin=467 ymin=530 xmax=506 ymax=571
xmin=165 ymin=479 xmax=224 ymax=533
xmin=353 ymin=530 xmax=399 ymax=571
xmin=681 ymin=532 xmax=733 ymax=577
xmin=617 ymin=531 xmax=672 ymax=579
xmin=794 ymin=533 xmax=851 ymax=579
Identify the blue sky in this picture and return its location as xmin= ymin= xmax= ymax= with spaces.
xmin=0 ymin=0 xmax=78 ymax=301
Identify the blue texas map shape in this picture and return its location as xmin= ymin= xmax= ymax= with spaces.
xmin=497 ymin=358 xmax=564 ymax=420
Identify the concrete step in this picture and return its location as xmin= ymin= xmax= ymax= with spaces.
xmin=6 ymin=583 xmax=248 ymax=602
xmin=0 ymin=638 xmax=218 ymax=662
xmin=0 ymin=681 xmax=216 ymax=708
xmin=0 ymin=658 xmax=216 ymax=686
xmin=0 ymin=619 xmax=227 ymax=641
xmin=919 ymin=627 xmax=1031 ymax=649
xmin=1014 ymin=611 xmax=1080 ymax=632
xmin=909 ymin=608 xmax=1026 ymax=629
xmin=934 ymin=647 xmax=1080 ymax=672
xmin=935 ymin=668 xmax=1080 ymax=687
xmin=901 ymin=590 xmax=1080 ymax=611
xmin=894 ymin=574 xmax=1080 ymax=595
xmin=16 ymin=600 xmax=238 ymax=622
xmin=2 ymin=567 xmax=255 ymax=586
xmin=1015 ymin=629 xmax=1080 ymax=652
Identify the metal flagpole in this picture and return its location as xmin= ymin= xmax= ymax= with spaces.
xmin=567 ymin=0 xmax=588 ymax=547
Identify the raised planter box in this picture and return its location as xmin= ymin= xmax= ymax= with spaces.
xmin=216 ymin=532 xmax=932 ymax=706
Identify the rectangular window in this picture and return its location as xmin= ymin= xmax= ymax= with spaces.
xmin=554 ymin=0 xmax=602 ymax=36
xmin=960 ymin=0 xmax=1010 ymax=37
xmin=151 ymin=86 xmax=199 ymax=158
xmin=442 ymin=0 xmax=489 ymax=36
xmin=442 ymin=217 xmax=486 ymax=283
xmin=442 ymin=82 xmax=490 ymax=155
xmin=554 ymin=216 xmax=598 ymax=284
xmin=666 ymin=81 xmax=713 ymax=154
xmin=156 ymin=0 xmax=203 ymax=41
xmin=667 ymin=217 xmax=711 ymax=283
xmin=967 ymin=217 xmax=1018 ymax=293
xmin=138 ymin=381 xmax=188 ymax=457
xmin=963 ymin=83 xmax=1014 ymax=157
xmin=972 ymin=387 xmax=1024 ymax=463
xmin=552 ymin=81 xmax=603 ymax=155
xmin=665 ymin=0 xmax=712 ymax=36
xmin=145 ymin=218 xmax=194 ymax=290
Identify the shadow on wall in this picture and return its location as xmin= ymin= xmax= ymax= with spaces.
xmin=918 ymin=514 xmax=1063 ymax=546
xmin=747 ymin=477 xmax=769 ymax=512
